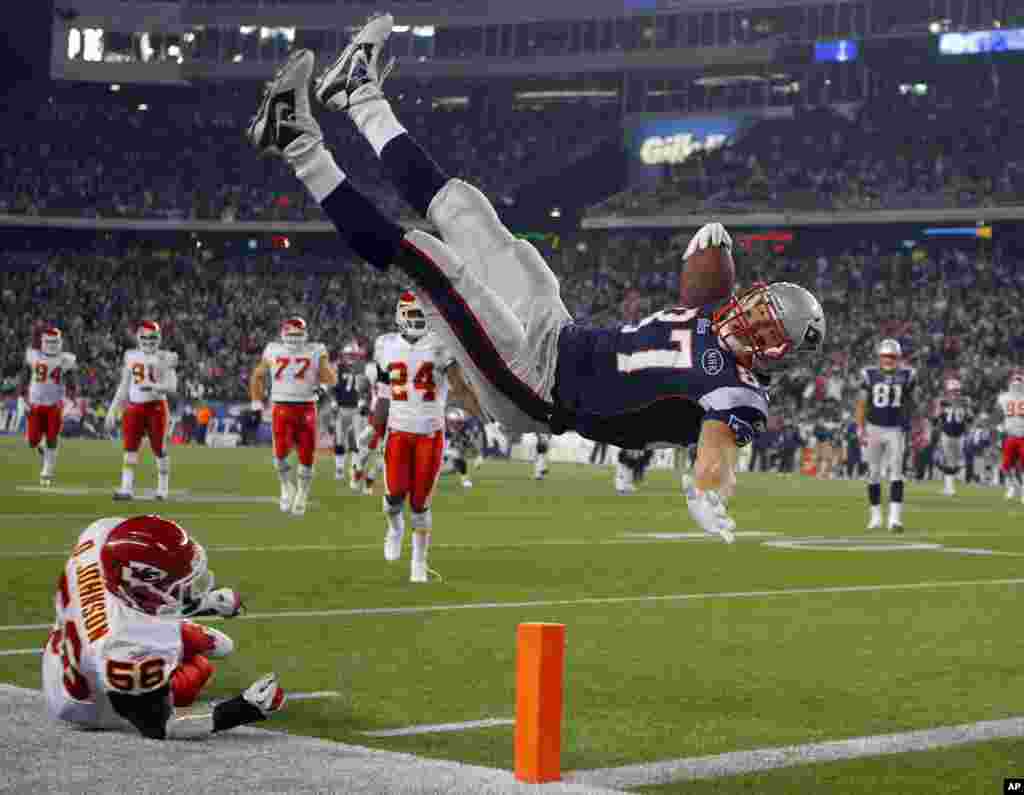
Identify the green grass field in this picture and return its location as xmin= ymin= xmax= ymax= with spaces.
xmin=2 ymin=437 xmax=1023 ymax=793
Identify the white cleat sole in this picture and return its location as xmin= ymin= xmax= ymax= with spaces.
xmin=314 ymin=13 xmax=394 ymax=110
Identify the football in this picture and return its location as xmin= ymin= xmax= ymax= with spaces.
xmin=680 ymin=242 xmax=736 ymax=308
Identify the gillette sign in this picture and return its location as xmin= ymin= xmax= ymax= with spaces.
xmin=627 ymin=112 xmax=753 ymax=184
xmin=639 ymin=132 xmax=728 ymax=165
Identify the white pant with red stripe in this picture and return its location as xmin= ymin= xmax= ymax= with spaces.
xmin=404 ymin=178 xmax=572 ymax=433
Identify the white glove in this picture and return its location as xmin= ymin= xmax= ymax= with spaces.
xmin=251 ymin=400 xmax=264 ymax=412
xmin=199 ymin=587 xmax=244 ymax=618
xmin=684 ymin=480 xmax=736 ymax=544
xmin=683 ymin=221 xmax=733 ymax=262
xmin=244 ymin=673 xmax=286 ymax=716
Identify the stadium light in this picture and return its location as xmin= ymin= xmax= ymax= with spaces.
xmin=110 ymin=83 xmax=120 ymax=92
xmin=137 ymin=103 xmax=148 ymax=111
xmin=550 ymin=208 xmax=562 ymax=219
xmin=233 ymin=54 xmax=243 ymax=62
xmin=393 ymin=25 xmax=410 ymax=33
xmin=413 ymin=26 xmax=435 ymax=38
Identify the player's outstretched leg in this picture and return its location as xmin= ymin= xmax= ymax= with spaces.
xmin=251 ymin=50 xmax=558 ymax=434
xmin=316 ymin=15 xmax=567 ymax=326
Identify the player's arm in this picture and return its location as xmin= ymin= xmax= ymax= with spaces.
xmin=855 ymin=396 xmax=867 ymax=434
xmin=249 ymin=359 xmax=270 ymax=410
xmin=447 ymin=362 xmax=485 ymax=420
xmin=105 ymin=366 xmax=131 ymax=432
xmin=318 ymin=354 xmax=338 ymax=387
xmin=693 ymin=420 xmax=739 ymax=496
xmin=108 ymin=675 xmax=283 ymax=740
xmin=151 ymin=354 xmax=178 ymax=397
xmin=683 ymin=418 xmax=746 ymax=544
xmin=372 ymin=363 xmax=390 ymax=434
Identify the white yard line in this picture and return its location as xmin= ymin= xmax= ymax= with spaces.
xmin=2 ymin=576 xmax=1023 ymax=633
xmin=285 ymin=691 xmax=342 ymax=702
xmin=0 ymin=647 xmax=40 ymax=657
xmin=361 ymin=718 xmax=515 ymax=737
xmin=567 ymin=715 xmax=1024 ymax=789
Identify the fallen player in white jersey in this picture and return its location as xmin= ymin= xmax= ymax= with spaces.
xmin=43 ymin=515 xmax=285 ymax=739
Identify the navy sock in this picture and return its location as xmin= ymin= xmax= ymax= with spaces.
xmin=379 ymin=133 xmax=450 ymax=218
xmin=320 ymin=180 xmax=404 ymax=271
xmin=868 ymin=483 xmax=881 ymax=506
xmin=890 ymin=480 xmax=904 ymax=503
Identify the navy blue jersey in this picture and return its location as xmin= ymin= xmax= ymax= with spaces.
xmin=938 ymin=397 xmax=973 ymax=437
xmin=861 ymin=366 xmax=915 ymax=429
xmin=333 ymin=365 xmax=367 ymax=408
xmin=553 ymin=306 xmax=769 ymax=448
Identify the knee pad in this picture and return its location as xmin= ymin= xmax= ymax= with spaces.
xmin=383 ymin=494 xmax=404 ymax=514
xmin=410 ymin=509 xmax=432 ymax=531
xmin=427 ymin=179 xmax=510 ymax=260
xmin=124 ymin=452 xmax=139 ymax=467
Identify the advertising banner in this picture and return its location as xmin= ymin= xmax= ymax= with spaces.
xmin=625 ymin=112 xmax=758 ymax=187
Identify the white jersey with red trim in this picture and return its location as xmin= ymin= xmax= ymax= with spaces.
xmin=47 ymin=518 xmax=183 ymax=729
xmin=374 ymin=332 xmax=454 ymax=435
xmin=263 ymin=341 xmax=328 ymax=403
xmin=123 ymin=349 xmax=178 ymax=404
xmin=998 ymin=391 xmax=1024 ymax=437
xmin=25 ymin=349 xmax=77 ymax=406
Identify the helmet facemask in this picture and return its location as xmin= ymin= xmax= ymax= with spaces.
xmin=713 ymin=284 xmax=794 ymax=372
xmin=116 ymin=544 xmax=213 ymax=618
xmin=281 ymin=318 xmax=308 ymax=350
xmin=137 ymin=322 xmax=161 ymax=354
xmin=41 ymin=329 xmax=63 ymax=356
xmin=396 ymin=293 xmax=428 ymax=340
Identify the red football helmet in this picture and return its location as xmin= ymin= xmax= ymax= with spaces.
xmin=281 ymin=317 xmax=308 ymax=349
xmin=100 ymin=516 xmax=212 ymax=617
xmin=396 ymin=291 xmax=427 ymax=340
xmin=137 ymin=321 xmax=162 ymax=354
xmin=40 ymin=327 xmax=63 ymax=356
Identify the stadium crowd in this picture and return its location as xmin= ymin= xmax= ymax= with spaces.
xmin=3 ymin=232 xmax=1020 ymax=434
xmin=593 ymin=93 xmax=1024 ymax=218
xmin=1 ymin=91 xmax=619 ymax=222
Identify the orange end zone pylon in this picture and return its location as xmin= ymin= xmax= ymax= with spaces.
xmin=514 ymin=622 xmax=566 ymax=783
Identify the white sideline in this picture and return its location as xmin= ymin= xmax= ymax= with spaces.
xmin=0 ymin=684 xmax=623 ymax=795
xmin=2 ymin=576 xmax=1023 ymax=634
xmin=362 ymin=718 xmax=515 ymax=737
xmin=566 ymin=715 xmax=1024 ymax=789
